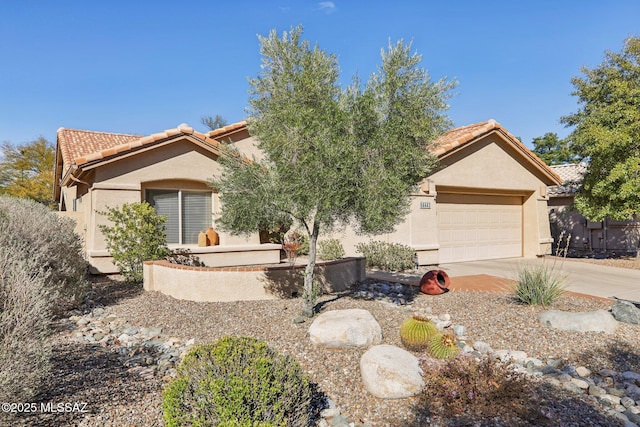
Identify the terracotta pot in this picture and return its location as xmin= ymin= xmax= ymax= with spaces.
xmin=419 ymin=269 xmax=450 ymax=295
xmin=206 ymin=227 xmax=219 ymax=246
xmin=197 ymin=231 xmax=207 ymax=247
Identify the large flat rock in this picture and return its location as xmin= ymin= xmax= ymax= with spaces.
xmin=309 ymin=308 xmax=382 ymax=348
xmin=538 ymin=309 xmax=618 ymax=333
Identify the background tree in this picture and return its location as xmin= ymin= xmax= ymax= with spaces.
xmin=561 ymin=36 xmax=640 ymax=221
xmin=531 ymin=132 xmax=581 ymax=165
xmin=212 ymin=26 xmax=456 ymax=318
xmin=200 ymin=114 xmax=228 ymax=131
xmin=0 ymin=137 xmax=55 ymax=207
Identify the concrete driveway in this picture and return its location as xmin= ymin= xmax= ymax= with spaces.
xmin=437 ymin=258 xmax=640 ymax=302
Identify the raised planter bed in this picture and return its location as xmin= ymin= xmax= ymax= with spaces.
xmin=143 ymin=257 xmax=366 ymax=302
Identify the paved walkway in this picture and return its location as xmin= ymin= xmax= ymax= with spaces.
xmin=367 ymin=257 xmax=640 ymax=303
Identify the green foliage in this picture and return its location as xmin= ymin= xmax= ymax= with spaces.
xmin=162 ymin=336 xmax=311 ymax=427
xmin=355 ymin=240 xmax=416 ymax=272
xmin=0 ymin=196 xmax=88 ymax=314
xmin=0 ymin=137 xmax=55 ymax=207
xmin=512 ymin=262 xmax=566 ymax=306
xmin=561 ymin=36 xmax=640 ymax=221
xmin=212 ymin=26 xmax=455 ymax=317
xmin=98 ymin=202 xmax=170 ymax=283
xmin=428 ymin=333 xmax=460 ymax=360
xmin=531 ymin=132 xmax=582 ymax=165
xmin=201 ymin=114 xmax=228 ymax=132
xmin=400 ymin=316 xmax=438 ymax=351
xmin=317 ymin=239 xmax=345 ymax=260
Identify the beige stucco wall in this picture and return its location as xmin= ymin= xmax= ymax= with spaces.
xmin=143 ymin=257 xmax=366 ymax=302
xmin=329 ymin=134 xmax=554 ymax=263
xmin=64 ymin=138 xmax=265 ymax=273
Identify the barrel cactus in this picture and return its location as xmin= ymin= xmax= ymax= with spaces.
xmin=400 ymin=315 xmax=438 ymax=350
xmin=428 ymin=333 xmax=460 ymax=360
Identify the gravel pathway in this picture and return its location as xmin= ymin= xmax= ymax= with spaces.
xmin=12 ymin=261 xmax=640 ymax=426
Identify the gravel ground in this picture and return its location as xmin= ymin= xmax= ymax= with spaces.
xmin=13 ymin=259 xmax=640 ymax=427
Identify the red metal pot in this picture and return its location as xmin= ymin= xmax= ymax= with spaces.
xmin=419 ymin=270 xmax=450 ymax=295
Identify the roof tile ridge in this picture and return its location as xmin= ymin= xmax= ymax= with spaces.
xmin=57 ymin=127 xmax=142 ymax=137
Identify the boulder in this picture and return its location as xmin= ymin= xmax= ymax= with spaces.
xmin=360 ymin=345 xmax=424 ymax=399
xmin=611 ymin=299 xmax=640 ymax=325
xmin=309 ymin=309 xmax=382 ymax=348
xmin=538 ymin=309 xmax=618 ymax=333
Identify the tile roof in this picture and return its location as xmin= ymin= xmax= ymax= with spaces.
xmin=205 ymin=120 xmax=248 ymax=139
xmin=433 ymin=119 xmax=562 ymax=185
xmin=547 ymin=162 xmax=587 ymax=196
xmin=57 ymin=122 xmax=242 ymax=175
xmin=57 ymin=127 xmax=142 ymax=176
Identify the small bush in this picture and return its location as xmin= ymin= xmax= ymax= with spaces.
xmin=0 ymin=246 xmax=51 ymax=403
xmin=512 ymin=262 xmax=566 ymax=306
xmin=317 ymin=239 xmax=345 ymax=260
xmin=99 ymin=202 xmax=170 ymax=283
xmin=355 ymin=240 xmax=415 ymax=271
xmin=163 ymin=336 xmax=311 ymax=427
xmin=419 ymin=356 xmax=547 ymax=424
xmin=0 ymin=196 xmax=88 ymax=313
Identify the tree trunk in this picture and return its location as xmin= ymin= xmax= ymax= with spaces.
xmin=301 ymin=222 xmax=320 ymax=318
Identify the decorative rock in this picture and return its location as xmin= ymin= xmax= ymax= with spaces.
xmin=494 ymin=350 xmax=528 ymax=364
xmin=589 ymin=384 xmax=607 ymax=397
xmin=309 ymin=309 xmax=382 ymax=348
xmin=622 ymin=371 xmax=640 ymax=382
xmin=360 ymin=345 xmax=424 ymax=399
xmin=571 ymin=378 xmax=590 ymax=390
xmin=621 ymin=396 xmax=636 ymax=408
xmin=576 ymin=366 xmax=592 ymax=377
xmin=473 ymin=341 xmax=493 ymax=355
xmin=611 ymin=299 xmax=640 ymax=325
xmin=452 ymin=325 xmax=466 ymax=337
xmin=538 ymin=309 xmax=618 ymax=333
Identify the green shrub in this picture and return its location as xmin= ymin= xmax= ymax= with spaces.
xmin=0 ymin=246 xmax=52 ymax=404
xmin=99 ymin=202 xmax=170 ymax=283
xmin=317 ymin=239 xmax=345 ymax=260
xmin=512 ymin=262 xmax=566 ymax=306
xmin=163 ymin=336 xmax=311 ymax=427
xmin=355 ymin=240 xmax=415 ymax=271
xmin=0 ymin=196 xmax=88 ymax=313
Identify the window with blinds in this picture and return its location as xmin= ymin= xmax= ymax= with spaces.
xmin=146 ymin=189 xmax=212 ymax=245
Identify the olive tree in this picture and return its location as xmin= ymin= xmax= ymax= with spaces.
xmin=213 ymin=26 xmax=456 ymax=318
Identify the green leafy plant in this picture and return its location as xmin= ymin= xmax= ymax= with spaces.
xmin=355 ymin=240 xmax=415 ymax=272
xmin=317 ymin=239 xmax=345 ymax=260
xmin=400 ymin=315 xmax=438 ymax=351
xmin=162 ymin=336 xmax=311 ymax=427
xmin=99 ymin=202 xmax=170 ymax=283
xmin=428 ymin=333 xmax=460 ymax=360
xmin=512 ymin=262 xmax=567 ymax=306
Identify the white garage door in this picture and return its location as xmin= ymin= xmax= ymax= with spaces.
xmin=438 ymin=193 xmax=522 ymax=263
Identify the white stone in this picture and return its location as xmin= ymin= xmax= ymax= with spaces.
xmin=525 ymin=357 xmax=545 ymax=368
xmin=360 ymin=345 xmax=424 ymax=399
xmin=576 ymin=366 xmax=592 ymax=377
xmin=309 ymin=309 xmax=382 ymax=348
xmin=538 ymin=309 xmax=618 ymax=333
xmin=494 ymin=350 xmax=528 ymax=364
xmin=571 ymin=378 xmax=590 ymax=389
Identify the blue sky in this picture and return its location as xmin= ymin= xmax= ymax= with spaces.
xmin=1 ymin=1 xmax=638 ymax=149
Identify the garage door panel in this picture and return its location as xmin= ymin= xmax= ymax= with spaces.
xmin=438 ymin=195 xmax=522 ymax=263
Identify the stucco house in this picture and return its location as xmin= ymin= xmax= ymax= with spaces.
xmin=547 ymin=163 xmax=640 ymax=256
xmin=54 ymin=119 xmax=561 ymax=273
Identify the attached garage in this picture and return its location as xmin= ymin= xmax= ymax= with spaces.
xmin=437 ymin=193 xmax=523 ymax=263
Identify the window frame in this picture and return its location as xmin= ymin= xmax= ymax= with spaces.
xmin=145 ymin=188 xmax=214 ymax=246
